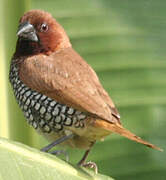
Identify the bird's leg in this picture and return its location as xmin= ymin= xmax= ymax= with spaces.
xmin=77 ymin=148 xmax=91 ymax=166
xmin=40 ymin=134 xmax=73 ymax=152
xmin=77 ymin=141 xmax=98 ymax=173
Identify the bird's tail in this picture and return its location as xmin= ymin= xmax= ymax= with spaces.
xmin=94 ymin=119 xmax=163 ymax=151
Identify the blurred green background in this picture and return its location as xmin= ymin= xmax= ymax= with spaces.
xmin=1 ymin=0 xmax=166 ymax=179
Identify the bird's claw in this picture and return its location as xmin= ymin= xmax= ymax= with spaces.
xmin=78 ymin=161 xmax=98 ymax=174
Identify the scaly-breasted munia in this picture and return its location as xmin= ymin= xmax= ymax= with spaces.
xmin=9 ymin=9 xmax=162 ymax=171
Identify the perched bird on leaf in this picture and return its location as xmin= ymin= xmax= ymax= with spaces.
xmin=9 ymin=9 xmax=162 ymax=172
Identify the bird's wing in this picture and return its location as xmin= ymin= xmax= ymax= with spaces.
xmin=19 ymin=47 xmax=120 ymax=124
xmin=87 ymin=65 xmax=121 ymax=121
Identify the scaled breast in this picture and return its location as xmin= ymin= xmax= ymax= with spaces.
xmin=9 ymin=62 xmax=87 ymax=133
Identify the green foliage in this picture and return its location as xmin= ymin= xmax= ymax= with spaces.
xmin=0 ymin=137 xmax=113 ymax=180
xmin=0 ymin=0 xmax=9 ymax=138
xmin=1 ymin=0 xmax=166 ymax=179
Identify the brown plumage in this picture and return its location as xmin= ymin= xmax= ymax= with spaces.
xmin=10 ymin=9 xmax=162 ymax=168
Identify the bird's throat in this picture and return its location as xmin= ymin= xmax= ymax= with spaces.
xmin=14 ymin=39 xmax=41 ymax=57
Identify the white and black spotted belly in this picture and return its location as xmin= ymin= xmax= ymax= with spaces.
xmin=9 ymin=63 xmax=87 ymax=134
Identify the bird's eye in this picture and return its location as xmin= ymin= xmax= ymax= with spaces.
xmin=40 ymin=23 xmax=48 ymax=32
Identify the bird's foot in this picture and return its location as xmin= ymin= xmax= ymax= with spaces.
xmin=41 ymin=147 xmax=69 ymax=162
xmin=78 ymin=161 xmax=98 ymax=174
xmin=49 ymin=150 xmax=69 ymax=162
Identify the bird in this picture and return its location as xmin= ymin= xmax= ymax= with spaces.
xmin=9 ymin=9 xmax=162 ymax=171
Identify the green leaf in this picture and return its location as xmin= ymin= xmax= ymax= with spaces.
xmin=0 ymin=137 xmax=114 ymax=180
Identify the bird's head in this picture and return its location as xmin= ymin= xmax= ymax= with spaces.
xmin=15 ymin=10 xmax=71 ymax=57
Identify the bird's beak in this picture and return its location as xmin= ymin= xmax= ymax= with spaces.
xmin=17 ymin=21 xmax=38 ymax=42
